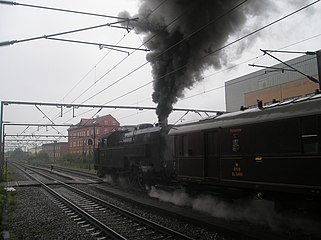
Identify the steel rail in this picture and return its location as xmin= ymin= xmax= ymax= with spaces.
xmin=14 ymin=164 xmax=127 ymax=240
xmin=24 ymin=165 xmax=196 ymax=240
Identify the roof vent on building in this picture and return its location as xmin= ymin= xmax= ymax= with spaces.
xmin=272 ymin=99 xmax=279 ymax=104
xmin=257 ymin=99 xmax=263 ymax=109
xmin=240 ymin=106 xmax=248 ymax=111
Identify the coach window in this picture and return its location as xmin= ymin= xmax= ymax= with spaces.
xmin=301 ymin=116 xmax=319 ymax=153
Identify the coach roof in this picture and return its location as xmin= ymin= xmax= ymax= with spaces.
xmin=169 ymin=93 xmax=321 ymax=135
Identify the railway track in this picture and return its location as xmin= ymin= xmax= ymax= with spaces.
xmin=14 ymin=164 xmax=196 ymax=240
xmin=40 ymin=164 xmax=100 ymax=180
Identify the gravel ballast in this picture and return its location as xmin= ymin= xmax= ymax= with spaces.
xmin=8 ymin=187 xmax=95 ymax=240
xmin=6 ymin=164 xmax=95 ymax=240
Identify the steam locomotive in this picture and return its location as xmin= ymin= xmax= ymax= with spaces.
xmin=94 ymin=123 xmax=175 ymax=186
xmin=94 ymin=93 xmax=321 ymax=199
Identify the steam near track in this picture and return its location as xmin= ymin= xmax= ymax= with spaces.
xmin=148 ymin=186 xmax=321 ymax=237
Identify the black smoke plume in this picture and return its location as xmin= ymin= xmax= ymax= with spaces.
xmin=119 ymin=0 xmax=274 ymax=122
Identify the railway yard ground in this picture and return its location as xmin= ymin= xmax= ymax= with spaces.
xmin=1 ymin=162 xmax=321 ymax=240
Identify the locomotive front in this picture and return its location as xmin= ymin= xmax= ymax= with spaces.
xmin=94 ymin=124 xmax=174 ymax=185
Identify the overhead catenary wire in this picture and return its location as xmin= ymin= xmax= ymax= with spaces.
xmin=66 ymin=0 xmax=170 ymax=106
xmin=41 ymin=0 xmax=320 ymax=129
xmin=35 ymin=105 xmax=65 ymax=137
xmin=112 ymin=47 xmax=318 ymax=121
xmin=35 ymin=0 xmax=170 ymax=128
xmin=20 ymin=5 xmax=141 ymax=135
xmin=46 ymin=37 xmax=149 ymax=52
xmin=74 ymin=0 xmax=248 ymax=109
xmin=96 ymin=30 xmax=321 ymax=113
xmin=22 ymin=30 xmax=321 ymax=140
xmin=13 ymin=1 xmax=320 ymax=140
xmin=63 ymin=33 xmax=132 ymax=104
xmin=76 ymin=2 xmax=191 ymax=105
xmin=3 ymin=99 xmax=220 ymax=139
xmin=44 ymin=0 xmax=176 ymax=126
xmin=260 ymin=49 xmax=319 ymax=83
xmin=0 ymin=0 xmax=131 ymax=20
xmin=82 ymin=0 xmax=320 ymax=107
xmin=181 ymin=55 xmax=318 ymax=103
xmin=0 ymin=19 xmax=138 ymax=47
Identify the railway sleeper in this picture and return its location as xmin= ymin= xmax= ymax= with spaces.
xmin=136 ymin=226 xmax=147 ymax=231
xmin=90 ymin=231 xmax=101 ymax=236
xmin=96 ymin=236 xmax=107 ymax=240
xmin=77 ymin=220 xmax=86 ymax=225
xmin=143 ymin=230 xmax=156 ymax=236
xmin=85 ymin=227 xmax=96 ymax=232
xmin=113 ymin=217 xmax=127 ymax=221
xmin=80 ymin=223 xmax=91 ymax=228
xmin=151 ymin=234 xmax=166 ymax=240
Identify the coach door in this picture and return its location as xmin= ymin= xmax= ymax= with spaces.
xmin=204 ymin=131 xmax=220 ymax=179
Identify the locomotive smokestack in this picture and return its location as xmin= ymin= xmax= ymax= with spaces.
xmin=158 ymin=117 xmax=168 ymax=127
xmin=119 ymin=0 xmax=284 ymax=120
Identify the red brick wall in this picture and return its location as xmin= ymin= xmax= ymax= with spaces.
xmin=68 ymin=115 xmax=119 ymax=154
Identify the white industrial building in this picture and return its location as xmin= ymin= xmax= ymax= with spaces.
xmin=225 ymin=51 xmax=320 ymax=112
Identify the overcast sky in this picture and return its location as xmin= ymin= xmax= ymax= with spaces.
xmin=1 ymin=0 xmax=321 ymax=146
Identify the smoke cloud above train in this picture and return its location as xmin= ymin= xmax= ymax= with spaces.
xmin=119 ymin=0 xmax=275 ymax=122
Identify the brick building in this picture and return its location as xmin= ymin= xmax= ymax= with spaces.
xmin=42 ymin=141 xmax=68 ymax=162
xmin=29 ymin=145 xmax=42 ymax=155
xmin=225 ymin=51 xmax=320 ymax=112
xmin=68 ymin=114 xmax=119 ymax=154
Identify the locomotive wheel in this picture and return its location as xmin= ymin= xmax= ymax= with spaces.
xmin=97 ymin=168 xmax=105 ymax=178
xmin=126 ymin=168 xmax=144 ymax=188
xmin=127 ymin=173 xmax=144 ymax=188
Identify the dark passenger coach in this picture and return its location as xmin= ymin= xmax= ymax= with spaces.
xmin=169 ymin=94 xmax=321 ymax=198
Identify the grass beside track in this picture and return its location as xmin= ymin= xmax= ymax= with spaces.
xmin=1 ymin=168 xmax=16 ymax=238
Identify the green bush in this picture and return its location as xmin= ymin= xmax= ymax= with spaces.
xmin=0 ymin=186 xmax=7 ymax=229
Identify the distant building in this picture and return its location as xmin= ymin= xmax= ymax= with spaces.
xmin=67 ymin=114 xmax=120 ymax=154
xmin=225 ymin=52 xmax=320 ymax=112
xmin=29 ymin=145 xmax=42 ymax=155
xmin=42 ymin=141 xmax=68 ymax=162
